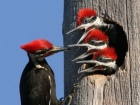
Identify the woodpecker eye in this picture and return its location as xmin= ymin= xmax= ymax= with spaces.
xmin=89 ymin=40 xmax=96 ymax=45
xmin=83 ymin=18 xmax=89 ymax=24
xmin=98 ymin=57 xmax=103 ymax=61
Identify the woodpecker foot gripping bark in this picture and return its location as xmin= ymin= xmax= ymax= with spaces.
xmin=62 ymin=83 xmax=79 ymax=105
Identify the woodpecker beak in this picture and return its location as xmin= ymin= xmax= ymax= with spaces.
xmin=66 ymin=25 xmax=84 ymax=35
xmin=76 ymin=60 xmax=108 ymax=67
xmin=77 ymin=60 xmax=97 ymax=64
xmin=67 ymin=25 xmax=95 ymax=44
xmin=44 ymin=46 xmax=68 ymax=57
xmin=78 ymin=65 xmax=106 ymax=74
xmin=77 ymin=60 xmax=107 ymax=74
xmin=68 ymin=43 xmax=96 ymax=49
xmin=67 ymin=23 xmax=94 ymax=34
xmin=68 ymin=43 xmax=97 ymax=52
xmin=49 ymin=46 xmax=68 ymax=53
xmin=77 ymin=29 xmax=94 ymax=44
xmin=68 ymin=43 xmax=108 ymax=51
xmin=68 ymin=44 xmax=97 ymax=61
xmin=77 ymin=60 xmax=117 ymax=69
xmin=72 ymin=53 xmax=92 ymax=61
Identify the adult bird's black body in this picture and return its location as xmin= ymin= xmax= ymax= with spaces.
xmin=20 ymin=39 xmax=67 ymax=105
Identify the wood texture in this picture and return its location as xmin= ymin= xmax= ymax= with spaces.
xmin=63 ymin=0 xmax=140 ymax=105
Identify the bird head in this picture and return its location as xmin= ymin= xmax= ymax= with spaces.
xmin=76 ymin=47 xmax=118 ymax=74
xmin=68 ymin=30 xmax=109 ymax=61
xmin=77 ymin=8 xmax=97 ymax=26
xmin=21 ymin=39 xmax=68 ymax=59
xmin=67 ymin=8 xmax=101 ymax=43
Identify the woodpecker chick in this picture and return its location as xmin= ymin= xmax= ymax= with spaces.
xmin=67 ymin=8 xmax=107 ymax=43
xmin=67 ymin=8 xmax=128 ymax=67
xmin=77 ymin=47 xmax=118 ymax=74
xmin=20 ymin=39 xmax=67 ymax=105
xmin=68 ymin=29 xmax=108 ymax=61
xmin=67 ymin=8 xmax=98 ymax=44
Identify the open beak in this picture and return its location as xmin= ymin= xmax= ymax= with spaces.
xmin=76 ymin=60 xmax=97 ymax=64
xmin=77 ymin=60 xmax=107 ymax=74
xmin=68 ymin=43 xmax=96 ymax=49
xmin=72 ymin=53 xmax=92 ymax=61
xmin=66 ymin=24 xmax=95 ymax=44
xmin=78 ymin=64 xmax=106 ymax=74
xmin=66 ymin=25 xmax=85 ymax=35
xmin=68 ymin=44 xmax=97 ymax=61
xmin=77 ymin=29 xmax=94 ymax=44
xmin=77 ymin=59 xmax=117 ymax=69
xmin=67 ymin=23 xmax=94 ymax=34
xmin=68 ymin=43 xmax=97 ymax=53
xmin=76 ymin=60 xmax=107 ymax=66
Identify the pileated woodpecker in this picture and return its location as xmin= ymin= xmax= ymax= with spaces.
xmin=76 ymin=47 xmax=118 ymax=74
xmin=68 ymin=29 xmax=109 ymax=61
xmin=67 ymin=8 xmax=128 ymax=67
xmin=20 ymin=39 xmax=67 ymax=105
xmin=67 ymin=8 xmax=97 ymax=44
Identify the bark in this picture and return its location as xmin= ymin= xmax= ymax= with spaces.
xmin=63 ymin=0 xmax=140 ymax=105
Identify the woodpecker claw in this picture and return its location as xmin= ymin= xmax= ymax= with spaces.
xmin=62 ymin=83 xmax=79 ymax=105
xmin=59 ymin=97 xmax=64 ymax=101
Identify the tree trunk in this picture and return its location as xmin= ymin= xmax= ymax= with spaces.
xmin=63 ymin=0 xmax=140 ymax=105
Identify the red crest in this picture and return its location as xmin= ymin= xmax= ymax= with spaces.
xmin=93 ymin=47 xmax=117 ymax=60
xmin=84 ymin=29 xmax=108 ymax=43
xmin=77 ymin=8 xmax=96 ymax=26
xmin=20 ymin=39 xmax=53 ymax=53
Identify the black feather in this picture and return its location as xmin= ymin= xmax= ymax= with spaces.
xmin=96 ymin=18 xmax=128 ymax=67
xmin=20 ymin=57 xmax=61 ymax=105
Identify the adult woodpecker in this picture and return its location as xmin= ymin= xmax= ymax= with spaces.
xmin=67 ymin=8 xmax=128 ymax=67
xmin=68 ymin=29 xmax=108 ymax=61
xmin=76 ymin=47 xmax=118 ymax=74
xmin=20 ymin=39 xmax=67 ymax=105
